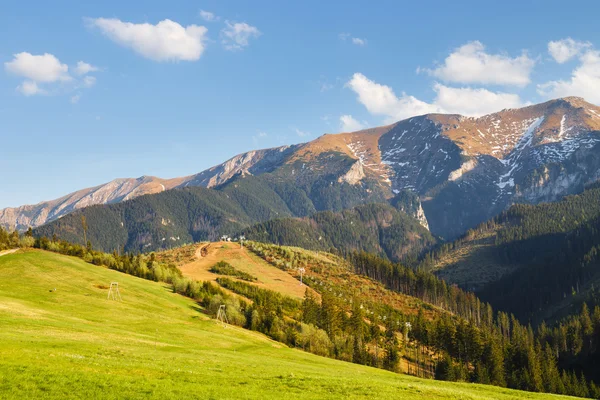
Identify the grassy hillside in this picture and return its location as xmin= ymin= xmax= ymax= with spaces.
xmin=0 ymin=250 xmax=578 ymax=399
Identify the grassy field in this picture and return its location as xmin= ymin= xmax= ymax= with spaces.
xmin=0 ymin=250 xmax=583 ymax=399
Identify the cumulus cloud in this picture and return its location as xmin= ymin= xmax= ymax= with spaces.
xmin=538 ymin=49 xmax=600 ymax=103
xmin=339 ymin=115 xmax=365 ymax=131
xmin=74 ymin=61 xmax=99 ymax=75
xmin=5 ymin=52 xmax=70 ymax=82
xmin=346 ymin=73 xmax=524 ymax=121
xmin=346 ymin=73 xmax=442 ymax=122
xmin=548 ymin=38 xmax=592 ymax=64
xmin=199 ymin=10 xmax=219 ymax=22
xmin=426 ymin=41 xmax=535 ymax=87
xmin=433 ymin=84 xmax=523 ymax=116
xmin=5 ymin=52 xmax=101 ymax=97
xmin=221 ymin=21 xmax=260 ymax=51
xmin=352 ymin=37 xmax=367 ymax=46
xmin=89 ymin=18 xmax=208 ymax=61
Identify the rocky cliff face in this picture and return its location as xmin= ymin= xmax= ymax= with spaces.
xmin=4 ymin=97 xmax=600 ymax=240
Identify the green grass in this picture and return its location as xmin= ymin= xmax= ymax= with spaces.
xmin=0 ymin=250 xmax=582 ymax=399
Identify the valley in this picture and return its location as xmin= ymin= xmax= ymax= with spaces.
xmin=4 ymin=97 xmax=600 ymax=399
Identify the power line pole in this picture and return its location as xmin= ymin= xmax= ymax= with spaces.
xmin=298 ymin=267 xmax=305 ymax=285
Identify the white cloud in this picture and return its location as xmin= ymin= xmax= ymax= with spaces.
xmin=5 ymin=52 xmax=70 ymax=82
xmin=70 ymin=94 xmax=81 ymax=104
xmin=346 ymin=73 xmax=442 ymax=122
xmin=75 ymin=61 xmax=99 ymax=75
xmin=221 ymin=21 xmax=260 ymax=51
xmin=548 ymin=38 xmax=592 ymax=63
xmin=17 ymin=81 xmax=45 ymax=96
xmin=89 ymin=18 xmax=208 ymax=61
xmin=339 ymin=115 xmax=365 ymax=131
xmin=346 ymin=73 xmax=524 ymax=121
xmin=433 ymin=84 xmax=523 ymax=116
xmin=426 ymin=41 xmax=535 ymax=87
xmin=199 ymin=10 xmax=219 ymax=22
xmin=538 ymin=49 xmax=600 ymax=103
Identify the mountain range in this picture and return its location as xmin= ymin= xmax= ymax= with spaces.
xmin=5 ymin=97 xmax=600 ymax=244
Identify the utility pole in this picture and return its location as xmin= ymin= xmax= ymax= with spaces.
xmin=298 ymin=267 xmax=305 ymax=285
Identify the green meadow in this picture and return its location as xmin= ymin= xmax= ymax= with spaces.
xmin=0 ymin=250 xmax=582 ymax=399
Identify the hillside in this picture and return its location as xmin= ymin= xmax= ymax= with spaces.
xmin=8 ymin=97 xmax=600 ymax=242
xmin=240 ymin=201 xmax=435 ymax=262
xmin=0 ymin=249 xmax=577 ymax=400
xmin=423 ymin=183 xmax=600 ymax=324
xmin=158 ymin=241 xmax=440 ymax=321
xmin=32 ymin=182 xmax=424 ymax=256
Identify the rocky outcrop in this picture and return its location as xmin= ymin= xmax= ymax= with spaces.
xmin=338 ymin=161 xmax=365 ymax=185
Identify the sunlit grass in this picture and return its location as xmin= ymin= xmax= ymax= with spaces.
xmin=0 ymin=250 xmax=582 ymax=399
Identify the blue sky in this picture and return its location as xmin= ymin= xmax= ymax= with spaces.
xmin=1 ymin=0 xmax=600 ymax=208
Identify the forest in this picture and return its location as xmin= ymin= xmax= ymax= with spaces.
xmin=420 ymin=183 xmax=600 ymax=325
xmin=241 ymin=201 xmax=435 ymax=262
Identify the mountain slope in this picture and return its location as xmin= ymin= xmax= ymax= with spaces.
xmin=422 ymin=183 xmax=600 ymax=323
xmin=6 ymin=97 xmax=600 ymax=242
xmin=0 ymin=145 xmax=298 ymax=231
xmin=240 ymin=201 xmax=435 ymax=262
xmin=33 ymin=170 xmax=397 ymax=253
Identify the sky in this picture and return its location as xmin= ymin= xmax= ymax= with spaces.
xmin=1 ymin=0 xmax=600 ymax=208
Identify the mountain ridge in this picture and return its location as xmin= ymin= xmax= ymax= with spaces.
xmin=5 ymin=97 xmax=600 ymax=241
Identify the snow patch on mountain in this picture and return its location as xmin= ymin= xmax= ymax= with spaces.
xmin=449 ymin=159 xmax=477 ymax=181
xmin=496 ymin=116 xmax=544 ymax=190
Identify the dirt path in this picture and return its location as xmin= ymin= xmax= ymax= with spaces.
xmin=0 ymin=249 xmax=18 ymax=257
xmin=179 ymin=242 xmax=308 ymax=299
